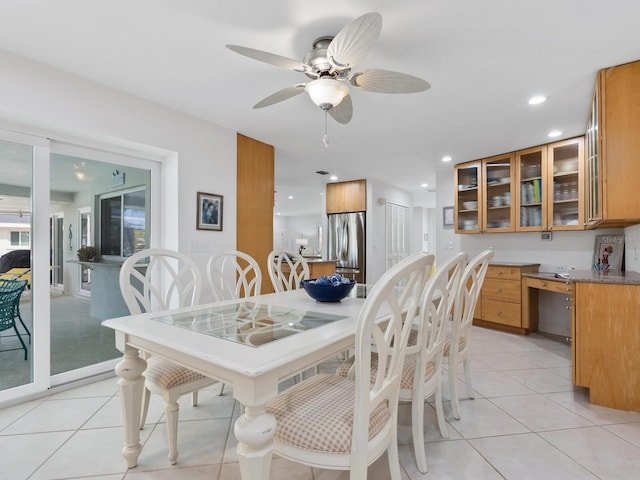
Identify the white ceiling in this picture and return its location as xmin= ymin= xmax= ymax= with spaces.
xmin=1 ymin=0 xmax=639 ymax=216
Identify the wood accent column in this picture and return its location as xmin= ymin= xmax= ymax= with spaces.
xmin=237 ymin=134 xmax=274 ymax=294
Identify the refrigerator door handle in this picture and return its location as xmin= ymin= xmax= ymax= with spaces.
xmin=337 ymin=218 xmax=348 ymax=264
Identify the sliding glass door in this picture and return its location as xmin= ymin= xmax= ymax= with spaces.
xmin=0 ymin=134 xmax=38 ymax=395
xmin=49 ymin=150 xmax=152 ymax=381
xmin=1 ymin=128 xmax=159 ymax=402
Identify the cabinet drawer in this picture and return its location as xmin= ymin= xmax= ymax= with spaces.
xmin=481 ymin=299 xmax=522 ymax=327
xmin=486 ymin=265 xmax=521 ymax=281
xmin=524 ymin=277 xmax=572 ymax=295
xmin=483 ymin=278 xmax=521 ymax=303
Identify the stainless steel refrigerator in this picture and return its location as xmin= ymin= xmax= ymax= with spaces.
xmin=327 ymin=212 xmax=366 ymax=283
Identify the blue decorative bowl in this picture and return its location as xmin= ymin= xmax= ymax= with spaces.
xmin=301 ymin=279 xmax=356 ymax=302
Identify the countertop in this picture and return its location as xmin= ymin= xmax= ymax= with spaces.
xmin=523 ymin=270 xmax=640 ymax=286
xmin=489 ymin=262 xmax=541 ymax=268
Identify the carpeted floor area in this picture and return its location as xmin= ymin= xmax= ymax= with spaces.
xmin=0 ymin=292 xmax=120 ymax=391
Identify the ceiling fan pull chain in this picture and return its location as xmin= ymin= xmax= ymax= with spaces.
xmin=322 ymin=110 xmax=330 ymax=148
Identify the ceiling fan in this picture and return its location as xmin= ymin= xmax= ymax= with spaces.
xmin=226 ymin=12 xmax=430 ymax=128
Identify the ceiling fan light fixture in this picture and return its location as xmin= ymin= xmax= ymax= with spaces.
xmin=305 ymin=78 xmax=348 ymax=110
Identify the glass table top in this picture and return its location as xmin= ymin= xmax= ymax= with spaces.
xmin=152 ymin=302 xmax=349 ymax=347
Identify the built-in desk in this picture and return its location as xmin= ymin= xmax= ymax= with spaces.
xmin=523 ymin=270 xmax=640 ymax=410
xmin=521 ymin=273 xmax=572 ymax=333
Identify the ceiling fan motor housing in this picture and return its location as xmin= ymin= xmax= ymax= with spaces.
xmin=303 ymin=37 xmax=338 ymax=79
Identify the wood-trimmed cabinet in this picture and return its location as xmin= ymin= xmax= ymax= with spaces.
xmin=455 ymin=136 xmax=584 ymax=234
xmin=573 ymin=282 xmax=640 ymax=410
xmin=473 ymin=264 xmax=539 ymax=334
xmin=516 ymin=137 xmax=585 ymax=232
xmin=326 ymin=179 xmax=366 ymax=214
xmin=454 ymin=153 xmax=515 ymax=234
xmin=586 ymin=60 xmax=640 ymax=228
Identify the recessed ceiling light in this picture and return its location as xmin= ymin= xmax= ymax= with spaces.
xmin=548 ymin=130 xmax=562 ymax=138
xmin=528 ymin=95 xmax=546 ymax=105
xmin=330 ymin=175 xmax=338 ymax=181
xmin=421 ymin=183 xmax=428 ymax=188
xmin=442 ymin=156 xmax=452 ymax=162
xmin=287 ymin=195 xmax=294 ymax=199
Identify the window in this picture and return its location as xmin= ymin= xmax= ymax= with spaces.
xmin=10 ymin=231 xmax=30 ymax=247
xmin=100 ymin=188 xmax=146 ymax=258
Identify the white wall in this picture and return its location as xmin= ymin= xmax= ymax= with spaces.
xmin=0 ymin=49 xmax=238 ymax=302
xmin=273 ymin=214 xmax=323 ymax=255
xmin=366 ymin=178 xmax=414 ymax=283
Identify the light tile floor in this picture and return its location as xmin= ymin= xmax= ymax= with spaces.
xmin=2 ymin=326 xmax=640 ymax=479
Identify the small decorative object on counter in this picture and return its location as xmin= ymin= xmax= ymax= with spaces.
xmin=77 ymin=246 xmax=97 ymax=262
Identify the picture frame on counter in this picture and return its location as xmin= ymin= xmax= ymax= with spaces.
xmin=443 ymin=205 xmax=454 ymax=228
xmin=197 ymin=192 xmax=223 ymax=231
xmin=592 ymin=234 xmax=624 ymax=271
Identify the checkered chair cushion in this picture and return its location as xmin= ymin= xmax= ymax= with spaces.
xmin=335 ymin=354 xmax=436 ymax=390
xmin=266 ymin=373 xmax=390 ymax=454
xmin=144 ymin=356 xmax=208 ymax=389
xmin=443 ymin=334 xmax=466 ymax=356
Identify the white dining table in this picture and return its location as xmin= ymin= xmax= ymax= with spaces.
xmin=102 ymin=286 xmax=370 ymax=480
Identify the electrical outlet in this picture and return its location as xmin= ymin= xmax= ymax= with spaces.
xmin=556 ymin=265 xmax=567 ymax=272
xmin=447 ymin=241 xmax=454 ymax=250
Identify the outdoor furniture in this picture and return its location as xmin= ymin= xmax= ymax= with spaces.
xmin=0 ymin=279 xmax=30 ymax=360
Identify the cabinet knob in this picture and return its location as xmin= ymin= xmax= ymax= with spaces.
xmin=541 ymin=282 xmax=547 ymax=287
xmin=566 ymin=305 xmax=571 ymax=310
xmin=565 ymin=297 xmax=571 ymax=301
xmin=497 ymin=311 xmax=502 ymax=316
xmin=497 ymin=271 xmax=503 ymax=275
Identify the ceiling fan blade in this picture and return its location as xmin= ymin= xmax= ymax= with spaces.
xmin=253 ymin=84 xmax=307 ymax=109
xmin=329 ymin=94 xmax=353 ymax=124
xmin=226 ymin=44 xmax=310 ymax=73
xmin=349 ymin=69 xmax=431 ymax=93
xmin=327 ymin=12 xmax=382 ymax=70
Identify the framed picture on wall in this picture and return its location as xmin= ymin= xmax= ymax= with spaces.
xmin=592 ymin=234 xmax=624 ymax=271
xmin=443 ymin=206 xmax=454 ymax=228
xmin=197 ymin=192 xmax=223 ymax=231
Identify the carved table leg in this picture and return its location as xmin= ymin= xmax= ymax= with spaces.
xmin=115 ymin=346 xmax=147 ymax=468
xmin=234 ymin=405 xmax=277 ymax=480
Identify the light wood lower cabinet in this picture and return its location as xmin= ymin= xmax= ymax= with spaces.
xmin=573 ymin=282 xmax=640 ymax=410
xmin=473 ymin=264 xmax=539 ymax=334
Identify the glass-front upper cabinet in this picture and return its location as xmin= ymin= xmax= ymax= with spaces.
xmin=454 ymin=161 xmax=481 ymax=233
xmin=483 ymin=153 xmax=515 ymax=232
xmin=516 ymin=146 xmax=547 ymax=231
xmin=586 ymin=85 xmax=601 ymax=225
xmin=548 ymin=137 xmax=584 ymax=230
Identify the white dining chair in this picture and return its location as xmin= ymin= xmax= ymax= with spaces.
xmin=119 ymin=248 xmax=220 ymax=465
xmin=267 ymin=249 xmax=310 ymax=292
xmin=265 ymin=252 xmax=434 ymax=480
xmin=336 ymin=252 xmax=462 ymax=473
xmin=206 ymin=250 xmax=262 ymax=301
xmin=444 ymin=248 xmax=493 ymax=420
